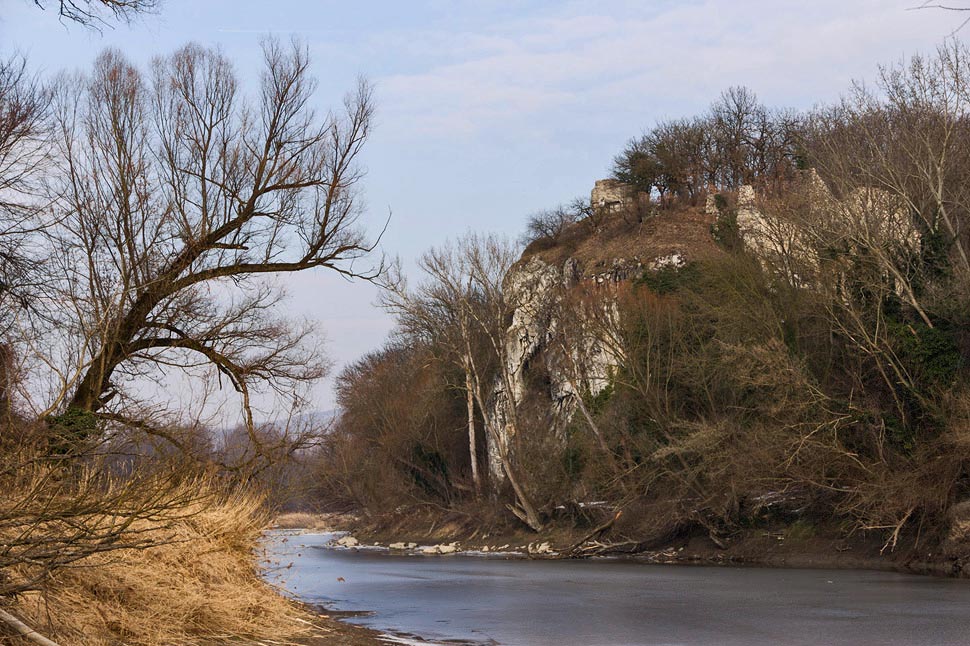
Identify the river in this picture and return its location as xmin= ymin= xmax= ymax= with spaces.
xmin=264 ymin=532 xmax=970 ymax=646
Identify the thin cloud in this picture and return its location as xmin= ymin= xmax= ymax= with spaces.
xmin=375 ymin=0 xmax=958 ymax=139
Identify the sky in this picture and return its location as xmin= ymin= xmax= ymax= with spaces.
xmin=0 ymin=0 xmax=964 ymax=414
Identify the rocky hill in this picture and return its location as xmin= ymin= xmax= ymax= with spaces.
xmin=487 ymin=180 xmax=723 ymax=481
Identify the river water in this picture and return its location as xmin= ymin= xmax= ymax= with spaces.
xmin=264 ymin=532 xmax=970 ymax=646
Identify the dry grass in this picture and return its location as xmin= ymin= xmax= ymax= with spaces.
xmin=525 ymin=206 xmax=721 ymax=274
xmin=272 ymin=512 xmax=336 ymax=532
xmin=6 ymin=484 xmax=317 ymax=646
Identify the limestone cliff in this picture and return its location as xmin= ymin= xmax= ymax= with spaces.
xmin=485 ymin=173 xmax=923 ymax=480
xmin=486 ymin=185 xmax=718 ymax=480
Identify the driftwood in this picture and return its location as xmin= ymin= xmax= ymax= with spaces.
xmin=565 ymin=510 xmax=623 ymax=556
xmin=570 ymin=540 xmax=655 ymax=558
xmin=562 ymin=512 xmax=688 ymax=559
xmin=0 ymin=608 xmax=63 ymax=646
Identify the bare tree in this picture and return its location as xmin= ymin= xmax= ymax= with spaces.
xmin=30 ymin=0 xmax=160 ymax=27
xmin=0 ymin=55 xmax=49 ymax=333
xmin=613 ymin=87 xmax=801 ymax=208
xmin=384 ymin=260 xmax=487 ymax=495
xmin=387 ymin=235 xmax=544 ymax=529
xmin=460 ymin=234 xmax=546 ymax=530
xmin=521 ymin=203 xmax=579 ymax=245
xmin=806 ymin=42 xmax=970 ymax=321
xmin=37 ymin=40 xmax=377 ymax=438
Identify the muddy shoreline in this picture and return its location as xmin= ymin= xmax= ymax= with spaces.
xmin=297 ymin=606 xmax=387 ymax=646
xmin=276 ymin=511 xmax=967 ymax=580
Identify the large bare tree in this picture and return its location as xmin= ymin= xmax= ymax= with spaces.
xmin=39 ymin=40 xmax=377 ymax=434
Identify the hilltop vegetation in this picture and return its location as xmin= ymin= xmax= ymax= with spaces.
xmin=318 ymin=42 xmax=970 ymax=571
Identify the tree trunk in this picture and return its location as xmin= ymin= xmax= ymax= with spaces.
xmin=468 ymin=357 xmax=542 ymax=532
xmin=464 ymin=366 xmax=481 ymax=495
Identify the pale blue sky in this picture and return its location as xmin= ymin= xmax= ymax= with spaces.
xmin=0 ymin=0 xmax=962 ymax=412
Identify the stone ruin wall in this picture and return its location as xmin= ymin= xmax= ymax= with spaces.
xmin=591 ymin=179 xmax=635 ymax=214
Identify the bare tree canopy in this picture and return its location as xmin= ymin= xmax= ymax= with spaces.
xmin=916 ymin=1 xmax=970 ymax=10
xmin=520 ymin=200 xmax=584 ymax=245
xmin=613 ymin=86 xmax=802 ymax=207
xmin=30 ymin=0 xmax=160 ymax=27
xmin=33 ymin=39 xmax=377 ymax=433
xmin=0 ymin=55 xmax=48 ymax=331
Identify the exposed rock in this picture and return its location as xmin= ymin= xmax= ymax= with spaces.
xmin=487 ymin=256 xmax=561 ymax=479
xmin=419 ymin=542 xmax=460 ymax=555
xmin=591 ymin=179 xmax=634 ymax=214
xmin=705 ymin=192 xmax=720 ymax=216
xmin=649 ymin=252 xmax=686 ymax=271
xmin=528 ymin=541 xmax=554 ymax=555
xmin=334 ymin=535 xmax=359 ymax=548
xmin=487 ymin=181 xmax=715 ymax=483
xmin=389 ymin=542 xmax=417 ymax=550
xmin=736 ymin=172 xmax=920 ymax=287
xmin=487 ymin=255 xmax=622 ymax=480
xmin=589 ymin=257 xmax=644 ymax=284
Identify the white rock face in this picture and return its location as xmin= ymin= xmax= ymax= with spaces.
xmin=487 ymin=256 xmax=561 ymax=480
xmin=736 ymin=172 xmax=921 ymax=288
xmin=705 ymin=192 xmax=720 ymax=217
xmin=335 ymin=535 xmax=359 ymax=548
xmin=389 ymin=542 xmax=416 ymax=550
xmin=487 ymin=255 xmax=624 ymax=481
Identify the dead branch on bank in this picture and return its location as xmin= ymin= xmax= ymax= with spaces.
xmin=0 ymin=607 xmax=63 ymax=646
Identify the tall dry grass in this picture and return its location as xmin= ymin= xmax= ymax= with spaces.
xmin=6 ymin=481 xmax=314 ymax=646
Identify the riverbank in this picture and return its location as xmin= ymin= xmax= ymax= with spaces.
xmin=274 ymin=509 xmax=966 ymax=578
xmin=0 ymin=494 xmax=385 ymax=646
